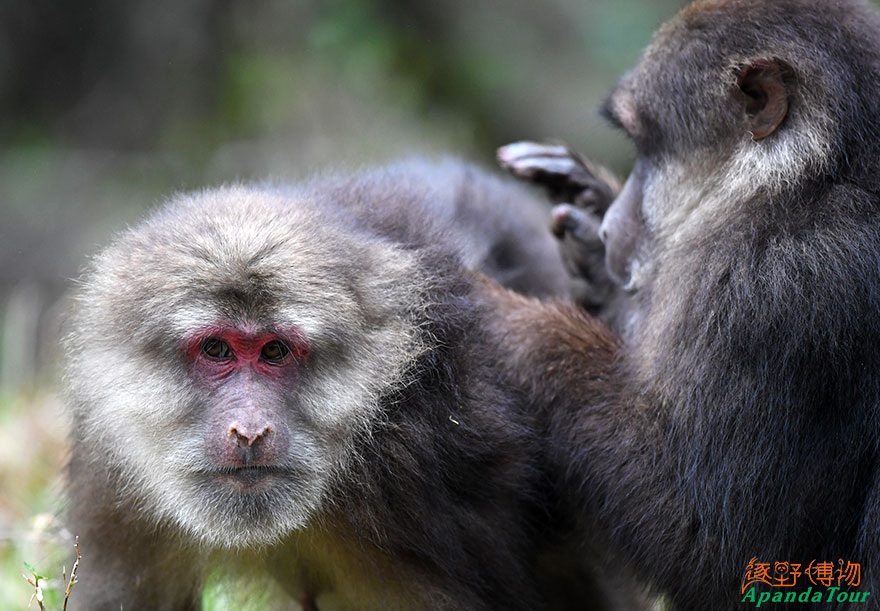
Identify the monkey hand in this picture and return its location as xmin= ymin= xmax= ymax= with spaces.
xmin=496 ymin=140 xmax=620 ymax=209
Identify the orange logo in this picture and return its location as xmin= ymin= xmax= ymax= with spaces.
xmin=741 ymin=558 xmax=868 ymax=607
xmin=742 ymin=558 xmax=861 ymax=593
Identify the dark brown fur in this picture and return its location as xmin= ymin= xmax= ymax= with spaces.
xmin=494 ymin=1 xmax=880 ymax=609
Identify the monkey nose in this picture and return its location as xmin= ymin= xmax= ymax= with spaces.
xmin=229 ymin=423 xmax=272 ymax=447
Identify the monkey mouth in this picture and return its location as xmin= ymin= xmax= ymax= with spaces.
xmin=210 ymin=466 xmax=285 ymax=490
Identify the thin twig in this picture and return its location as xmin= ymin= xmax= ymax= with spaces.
xmin=22 ymin=573 xmax=46 ymax=611
xmin=62 ymin=536 xmax=81 ymax=611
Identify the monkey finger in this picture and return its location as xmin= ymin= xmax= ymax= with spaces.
xmin=497 ymin=141 xmax=600 ymax=200
xmin=497 ymin=141 xmax=586 ymax=179
xmin=497 ymin=141 xmax=622 ymax=211
xmin=550 ymin=203 xmax=602 ymax=242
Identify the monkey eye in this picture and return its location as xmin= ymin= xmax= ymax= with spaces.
xmin=261 ymin=340 xmax=290 ymax=362
xmin=202 ymin=338 xmax=233 ymax=359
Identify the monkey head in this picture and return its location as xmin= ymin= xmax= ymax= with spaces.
xmin=64 ymin=186 xmax=428 ymax=548
xmin=596 ymin=0 xmax=866 ymax=293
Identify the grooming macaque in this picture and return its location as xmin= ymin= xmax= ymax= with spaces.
xmin=62 ymin=160 xmax=640 ymax=610
xmin=497 ymin=142 xmax=629 ymax=331
xmin=495 ymin=1 xmax=880 ymax=609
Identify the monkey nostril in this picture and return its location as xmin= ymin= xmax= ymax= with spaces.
xmin=599 ymin=227 xmax=608 ymax=243
xmin=229 ymin=424 xmax=272 ymax=447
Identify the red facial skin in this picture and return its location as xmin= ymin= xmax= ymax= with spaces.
xmin=183 ymin=324 xmax=310 ymax=383
xmin=181 ymin=323 xmax=309 ymax=486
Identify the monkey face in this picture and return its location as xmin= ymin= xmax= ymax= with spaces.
xmin=64 ymin=186 xmax=428 ymax=548
xmin=172 ymin=323 xmax=324 ymax=543
xmin=182 ymin=327 xmax=307 ymax=484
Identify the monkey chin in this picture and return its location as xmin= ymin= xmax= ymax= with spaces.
xmin=167 ymin=468 xmax=325 ymax=549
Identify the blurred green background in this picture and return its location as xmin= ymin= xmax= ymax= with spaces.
xmin=0 ymin=0 xmax=685 ymax=607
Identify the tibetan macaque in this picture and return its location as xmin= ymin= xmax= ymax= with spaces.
xmin=497 ymin=142 xmax=629 ymax=331
xmin=492 ymin=1 xmax=880 ymax=609
xmin=62 ymin=160 xmax=638 ymax=610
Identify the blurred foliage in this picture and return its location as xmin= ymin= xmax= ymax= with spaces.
xmin=0 ymin=0 xmax=687 ymax=606
xmin=0 ymin=392 xmax=69 ymax=608
xmin=0 ymin=0 xmax=690 ymax=388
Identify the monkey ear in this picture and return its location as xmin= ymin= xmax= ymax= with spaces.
xmin=736 ymin=59 xmax=793 ymax=140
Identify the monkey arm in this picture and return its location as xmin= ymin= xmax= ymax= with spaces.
xmin=478 ymin=236 xmax=880 ymax=609
xmin=474 ymin=276 xmax=721 ymax=600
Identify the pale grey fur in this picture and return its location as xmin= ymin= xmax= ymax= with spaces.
xmin=64 ymin=185 xmax=431 ymax=548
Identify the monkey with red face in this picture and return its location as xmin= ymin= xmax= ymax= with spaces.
xmin=62 ymin=159 xmax=642 ymax=610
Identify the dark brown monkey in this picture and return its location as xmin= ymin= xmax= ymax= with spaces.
xmin=494 ymin=1 xmax=880 ymax=609
xmin=62 ymin=159 xmax=642 ymax=610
